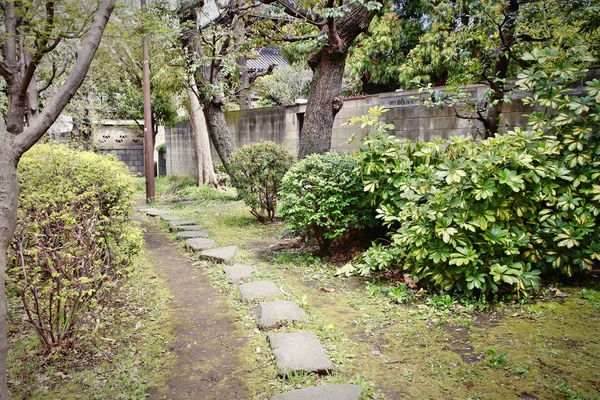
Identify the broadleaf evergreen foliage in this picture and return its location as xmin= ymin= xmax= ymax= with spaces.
xmin=279 ymin=152 xmax=375 ymax=254
xmin=342 ymin=46 xmax=599 ymax=296
xmin=229 ymin=142 xmax=294 ymax=223
xmin=7 ymin=144 xmax=142 ymax=351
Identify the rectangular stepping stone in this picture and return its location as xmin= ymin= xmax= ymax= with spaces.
xmin=199 ymin=246 xmax=238 ymax=264
xmin=160 ymin=215 xmax=181 ymax=221
xmin=134 ymin=206 xmax=153 ymax=212
xmin=145 ymin=208 xmax=170 ymax=216
xmin=256 ymin=300 xmax=308 ymax=329
xmin=169 ymin=220 xmax=197 ymax=228
xmin=223 ymin=264 xmax=255 ymax=283
xmin=185 ymin=238 xmax=217 ymax=251
xmin=271 ymin=384 xmax=362 ymax=400
xmin=170 ymin=224 xmax=206 ymax=232
xmin=176 ymin=231 xmax=209 ymax=240
xmin=239 ymin=281 xmax=282 ymax=302
xmin=268 ymin=332 xmax=332 ymax=376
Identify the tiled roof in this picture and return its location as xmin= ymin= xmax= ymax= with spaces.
xmin=247 ymin=47 xmax=289 ymax=72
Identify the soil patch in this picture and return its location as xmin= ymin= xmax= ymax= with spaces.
xmin=141 ymin=219 xmax=249 ymax=400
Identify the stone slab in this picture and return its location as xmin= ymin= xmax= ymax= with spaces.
xmin=223 ymin=264 xmax=255 ymax=283
xmin=134 ymin=206 xmax=153 ymax=212
xmin=271 ymin=385 xmax=362 ymax=400
xmin=171 ymin=224 xmax=206 ymax=232
xmin=239 ymin=281 xmax=282 ymax=302
xmin=145 ymin=208 xmax=170 ymax=217
xmin=169 ymin=220 xmax=197 ymax=228
xmin=185 ymin=238 xmax=217 ymax=251
xmin=268 ymin=332 xmax=332 ymax=376
xmin=176 ymin=231 xmax=209 ymax=239
xmin=160 ymin=215 xmax=181 ymax=221
xmin=256 ymin=300 xmax=308 ymax=329
xmin=199 ymin=246 xmax=238 ymax=263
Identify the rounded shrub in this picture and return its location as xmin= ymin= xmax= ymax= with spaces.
xmin=278 ymin=152 xmax=375 ymax=254
xmin=229 ymin=142 xmax=294 ymax=222
xmin=7 ymin=144 xmax=142 ymax=351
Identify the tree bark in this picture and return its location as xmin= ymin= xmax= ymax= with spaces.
xmin=0 ymin=1 xmax=116 ymax=397
xmin=0 ymin=134 xmax=18 ymax=400
xmin=298 ymin=3 xmax=377 ymax=158
xmin=483 ymin=0 xmax=519 ymax=138
xmin=299 ymin=51 xmax=346 ymax=158
xmin=202 ymin=100 xmax=237 ymax=174
xmin=187 ymin=85 xmax=218 ymax=186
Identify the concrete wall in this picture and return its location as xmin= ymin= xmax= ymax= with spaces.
xmin=163 ymin=84 xmax=534 ymax=175
xmin=95 ymin=120 xmax=145 ymax=174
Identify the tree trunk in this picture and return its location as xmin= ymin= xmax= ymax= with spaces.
xmin=298 ymin=4 xmax=377 ymax=158
xmin=0 ymin=136 xmax=19 ymax=400
xmin=483 ymin=0 xmax=519 ymax=139
xmin=299 ymin=51 xmax=346 ymax=158
xmin=187 ymin=85 xmax=218 ymax=186
xmin=202 ymin=101 xmax=237 ymax=174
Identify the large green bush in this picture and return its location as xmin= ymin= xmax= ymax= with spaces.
xmin=278 ymin=152 xmax=375 ymax=254
xmin=341 ymin=46 xmax=600 ymax=297
xmin=7 ymin=144 xmax=142 ymax=351
xmin=229 ymin=142 xmax=294 ymax=222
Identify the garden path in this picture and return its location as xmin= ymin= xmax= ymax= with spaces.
xmin=140 ymin=218 xmax=250 ymax=400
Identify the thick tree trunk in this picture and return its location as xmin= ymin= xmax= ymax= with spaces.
xmin=298 ymin=3 xmax=377 ymax=158
xmin=299 ymin=51 xmax=346 ymax=158
xmin=187 ymin=85 xmax=218 ymax=186
xmin=0 ymin=135 xmax=19 ymax=400
xmin=202 ymin=101 xmax=237 ymax=174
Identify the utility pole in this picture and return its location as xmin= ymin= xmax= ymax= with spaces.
xmin=141 ymin=0 xmax=155 ymax=203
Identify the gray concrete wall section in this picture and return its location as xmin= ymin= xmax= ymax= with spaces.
xmin=165 ymin=122 xmax=198 ymax=176
xmin=95 ymin=121 xmax=145 ymax=174
xmin=163 ymin=84 xmax=540 ymax=174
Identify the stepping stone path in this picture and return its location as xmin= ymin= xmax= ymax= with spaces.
xmin=224 ymin=264 xmax=254 ymax=283
xmin=268 ymin=332 xmax=333 ymax=376
xmin=171 ymin=224 xmax=206 ymax=232
xmin=160 ymin=215 xmax=181 ymax=222
xmin=256 ymin=300 xmax=308 ymax=329
xmin=185 ymin=238 xmax=217 ymax=251
xmin=169 ymin=220 xmax=196 ymax=228
xmin=199 ymin=245 xmax=238 ymax=263
xmin=176 ymin=231 xmax=210 ymax=239
xmin=239 ymin=281 xmax=282 ymax=302
xmin=136 ymin=205 xmax=356 ymax=398
xmin=144 ymin=208 xmax=170 ymax=217
xmin=271 ymin=384 xmax=362 ymax=400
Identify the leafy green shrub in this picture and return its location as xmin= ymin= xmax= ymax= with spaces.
xmin=278 ymin=152 xmax=375 ymax=254
xmin=229 ymin=142 xmax=294 ymax=222
xmin=342 ymin=46 xmax=600 ymax=297
xmin=7 ymin=144 xmax=142 ymax=351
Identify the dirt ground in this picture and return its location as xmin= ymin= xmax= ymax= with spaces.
xmin=141 ymin=219 xmax=250 ymax=400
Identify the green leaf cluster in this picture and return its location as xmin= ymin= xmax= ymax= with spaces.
xmin=278 ymin=152 xmax=375 ymax=254
xmin=7 ymin=144 xmax=142 ymax=351
xmin=345 ymin=49 xmax=600 ymax=296
xmin=229 ymin=142 xmax=295 ymax=223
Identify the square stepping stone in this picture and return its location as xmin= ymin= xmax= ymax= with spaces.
xmin=169 ymin=220 xmax=196 ymax=228
xmin=176 ymin=231 xmax=209 ymax=240
xmin=170 ymin=224 xmax=206 ymax=232
xmin=256 ymin=300 xmax=308 ymax=329
xmin=271 ymin=384 xmax=362 ymax=400
xmin=145 ymin=208 xmax=170 ymax=216
xmin=199 ymin=246 xmax=238 ymax=263
xmin=160 ymin=215 xmax=181 ymax=221
xmin=185 ymin=238 xmax=217 ymax=251
xmin=268 ymin=332 xmax=332 ymax=376
xmin=239 ymin=281 xmax=282 ymax=302
xmin=223 ymin=264 xmax=255 ymax=283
